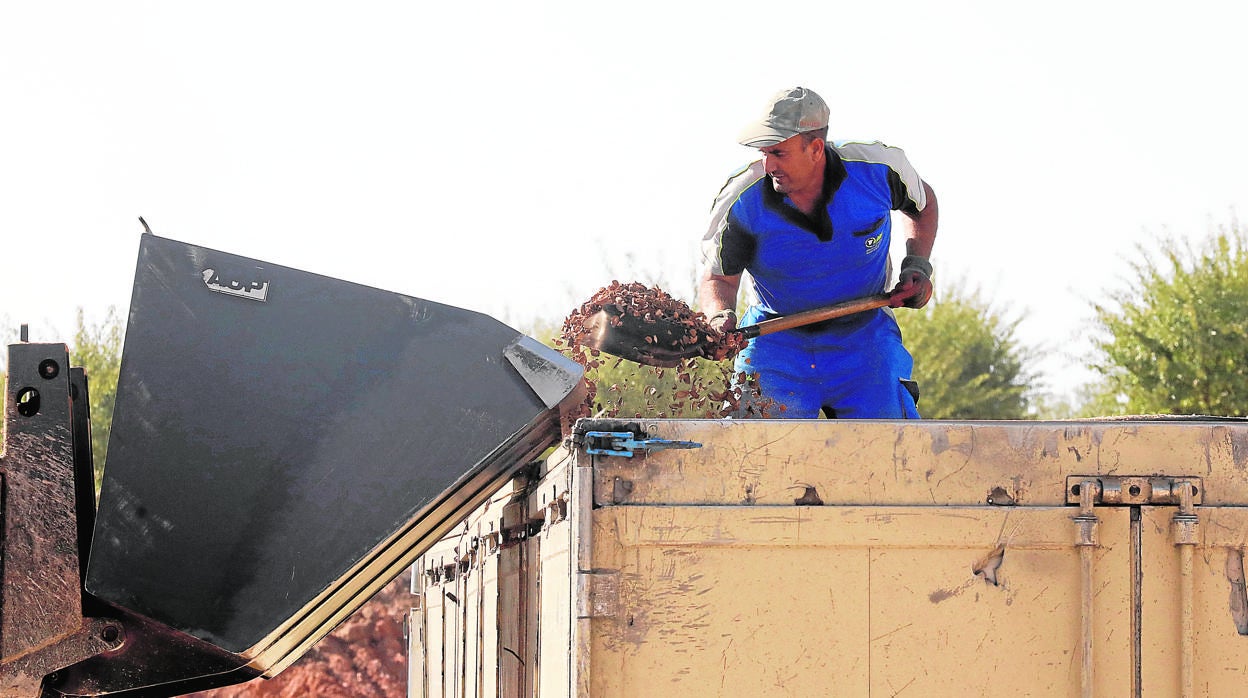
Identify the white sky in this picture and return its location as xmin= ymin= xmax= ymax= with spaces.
xmin=3 ymin=1 xmax=1246 ymax=401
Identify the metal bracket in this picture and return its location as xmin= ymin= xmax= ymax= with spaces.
xmin=576 ymin=571 xmax=621 ymax=619
xmin=583 ymin=431 xmax=702 ymax=458
xmin=1065 ymin=476 xmax=1203 ymax=506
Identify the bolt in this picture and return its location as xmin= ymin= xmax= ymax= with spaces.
xmin=100 ymin=623 xmax=125 ymax=649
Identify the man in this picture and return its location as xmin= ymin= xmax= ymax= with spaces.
xmin=699 ymin=86 xmax=938 ymax=419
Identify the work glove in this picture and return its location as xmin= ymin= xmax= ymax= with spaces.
xmin=707 ymin=308 xmax=738 ymax=334
xmin=889 ymin=255 xmax=934 ymax=309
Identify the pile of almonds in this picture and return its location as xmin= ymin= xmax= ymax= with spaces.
xmin=555 ymin=281 xmax=776 ymax=430
xmin=561 ymin=281 xmax=749 ymax=362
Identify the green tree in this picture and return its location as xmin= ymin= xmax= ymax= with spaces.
xmin=1088 ymin=223 xmax=1248 ymax=416
xmin=576 ymin=351 xmax=742 ymax=420
xmin=71 ymin=307 xmax=125 ymax=490
xmin=895 ymin=285 xmax=1036 ymax=419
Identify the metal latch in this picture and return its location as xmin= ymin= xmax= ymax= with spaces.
xmin=583 ymin=431 xmax=702 ymax=458
xmin=1065 ymin=475 xmax=1202 ymax=506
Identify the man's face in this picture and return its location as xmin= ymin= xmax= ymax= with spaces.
xmin=760 ymin=135 xmax=822 ymax=196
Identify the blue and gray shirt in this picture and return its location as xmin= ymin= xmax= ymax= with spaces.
xmin=701 ymin=141 xmax=928 ymax=317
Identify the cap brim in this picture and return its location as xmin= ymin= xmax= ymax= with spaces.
xmin=737 ymin=123 xmax=798 ymax=148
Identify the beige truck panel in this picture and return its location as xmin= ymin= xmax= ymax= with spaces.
xmin=410 ymin=419 xmax=1248 ymax=697
xmin=1139 ymin=505 xmax=1248 ymax=696
xmin=588 ymin=420 xmax=1246 ymax=507
xmin=588 ymin=505 xmax=1132 ymax=696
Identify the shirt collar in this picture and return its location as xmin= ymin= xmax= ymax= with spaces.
xmin=820 ymin=145 xmax=847 ymax=206
xmin=761 ymin=145 xmax=846 ymax=210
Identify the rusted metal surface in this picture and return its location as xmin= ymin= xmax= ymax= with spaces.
xmin=44 ymin=608 xmax=255 ymax=697
xmin=1 ymin=619 xmax=121 ymax=697
xmin=0 ymin=343 xmax=96 ymax=695
xmin=0 ymin=424 xmax=82 ymax=655
xmin=0 ymin=344 xmax=164 ymax=697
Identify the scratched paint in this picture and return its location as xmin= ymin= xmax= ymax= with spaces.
xmin=408 ymin=418 xmax=1248 ymax=697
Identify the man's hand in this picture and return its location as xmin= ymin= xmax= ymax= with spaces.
xmin=890 ymin=255 xmax=933 ymax=309
xmin=708 ymin=308 xmax=738 ymax=334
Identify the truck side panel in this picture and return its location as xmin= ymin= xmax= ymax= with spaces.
xmin=410 ymin=419 xmax=1248 ymax=697
xmin=589 ymin=505 xmax=1132 ymax=696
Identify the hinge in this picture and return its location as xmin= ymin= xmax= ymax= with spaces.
xmin=1064 ymin=475 xmax=1203 ymax=506
xmin=499 ymin=519 xmax=544 ymax=548
xmin=582 ymin=431 xmax=702 ymax=458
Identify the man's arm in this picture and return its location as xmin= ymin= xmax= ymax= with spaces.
xmin=699 ymin=271 xmax=742 ymax=332
xmin=901 ymin=181 xmax=938 ymax=257
xmin=891 ymin=181 xmax=938 ymax=308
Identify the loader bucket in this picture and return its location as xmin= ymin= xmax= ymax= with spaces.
xmin=51 ymin=233 xmax=581 ymax=695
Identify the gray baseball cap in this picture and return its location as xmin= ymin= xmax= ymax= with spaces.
xmin=737 ymin=86 xmax=830 ymax=147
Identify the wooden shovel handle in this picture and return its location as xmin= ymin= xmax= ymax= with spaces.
xmin=738 ymin=293 xmax=894 ymax=339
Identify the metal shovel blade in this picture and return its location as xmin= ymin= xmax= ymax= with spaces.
xmin=579 ymin=293 xmax=896 ymax=368
xmin=580 ymin=306 xmax=716 ymax=367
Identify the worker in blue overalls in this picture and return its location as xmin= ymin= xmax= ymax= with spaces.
xmin=699 ymin=86 xmax=939 ymax=418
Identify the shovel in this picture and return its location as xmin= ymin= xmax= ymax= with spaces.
xmin=580 ymin=292 xmax=896 ymax=368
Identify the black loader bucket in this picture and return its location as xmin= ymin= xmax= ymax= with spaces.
xmin=46 ymin=233 xmax=581 ymax=696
